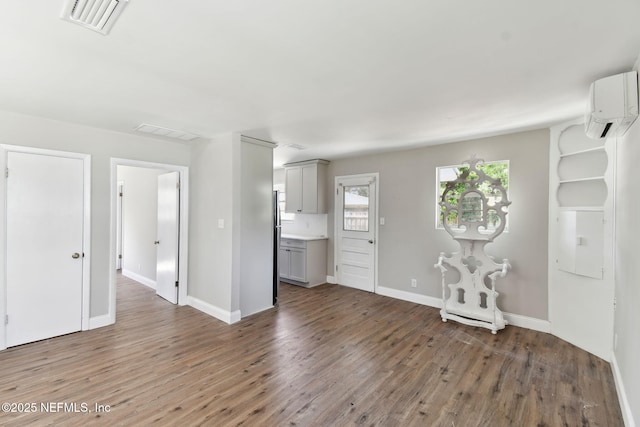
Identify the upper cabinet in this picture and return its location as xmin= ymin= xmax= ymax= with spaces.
xmin=284 ymin=159 xmax=329 ymax=214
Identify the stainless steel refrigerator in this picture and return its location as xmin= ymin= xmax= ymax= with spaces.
xmin=273 ymin=190 xmax=281 ymax=305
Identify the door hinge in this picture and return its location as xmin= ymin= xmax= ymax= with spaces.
xmin=176 ymin=181 xmax=180 ymax=190
xmin=5 ymin=315 xmax=8 ymax=325
xmin=5 ymin=168 xmax=8 ymax=178
xmin=175 ymin=281 xmax=179 ymax=287
xmin=119 ymin=191 xmax=123 ymax=197
xmin=118 ymin=254 xmax=122 ymax=259
xmin=336 ymin=265 xmax=339 ymax=271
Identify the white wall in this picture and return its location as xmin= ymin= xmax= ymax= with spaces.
xmin=188 ymin=134 xmax=274 ymax=322
xmin=0 ymin=110 xmax=191 ymax=318
xmin=188 ymin=134 xmax=236 ymax=319
xmin=239 ymin=139 xmax=274 ymax=317
xmin=614 ymin=114 xmax=640 ymax=426
xmin=326 ymin=129 xmax=550 ymax=322
xmin=548 ymin=121 xmax=615 ymax=362
xmin=117 ymin=165 xmax=165 ymax=287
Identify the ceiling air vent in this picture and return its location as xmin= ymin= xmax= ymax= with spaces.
xmin=61 ymin=0 xmax=129 ymax=35
xmin=134 ymin=124 xmax=200 ymax=142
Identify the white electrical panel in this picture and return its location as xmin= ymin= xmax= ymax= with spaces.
xmin=558 ymin=210 xmax=604 ymax=279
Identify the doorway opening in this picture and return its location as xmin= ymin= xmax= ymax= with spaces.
xmin=108 ymin=158 xmax=189 ymax=324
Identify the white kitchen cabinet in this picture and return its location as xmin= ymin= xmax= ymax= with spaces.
xmin=284 ymin=159 xmax=328 ymax=214
xmin=288 ymin=248 xmax=306 ymax=282
xmin=279 ymin=237 xmax=327 ymax=287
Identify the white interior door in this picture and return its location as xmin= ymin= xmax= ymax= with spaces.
xmin=335 ymin=175 xmax=377 ymax=292
xmin=156 ymin=171 xmax=179 ymax=304
xmin=6 ymin=152 xmax=84 ymax=347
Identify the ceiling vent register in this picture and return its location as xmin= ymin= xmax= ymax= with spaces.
xmin=134 ymin=124 xmax=200 ymax=142
xmin=61 ymin=0 xmax=129 ymax=35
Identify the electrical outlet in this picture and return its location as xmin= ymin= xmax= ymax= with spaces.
xmin=411 ymin=278 xmax=417 ymax=288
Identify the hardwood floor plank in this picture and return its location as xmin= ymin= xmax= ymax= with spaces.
xmin=0 ymin=275 xmax=624 ymax=426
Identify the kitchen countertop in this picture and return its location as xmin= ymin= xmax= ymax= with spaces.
xmin=281 ymin=233 xmax=328 ymax=241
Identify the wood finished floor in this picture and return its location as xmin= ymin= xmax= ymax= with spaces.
xmin=0 ymin=275 xmax=623 ymax=426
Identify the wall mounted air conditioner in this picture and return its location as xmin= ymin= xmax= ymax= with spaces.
xmin=585 ymin=71 xmax=638 ymax=139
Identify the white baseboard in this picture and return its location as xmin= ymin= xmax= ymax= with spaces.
xmin=122 ymin=269 xmax=157 ymax=289
xmin=187 ymin=296 xmax=241 ymax=324
xmin=612 ymin=352 xmax=636 ymax=427
xmin=88 ymin=314 xmax=113 ymax=330
xmin=503 ymin=312 xmax=551 ymax=333
xmin=375 ymin=285 xmax=550 ymax=333
xmin=326 ymin=275 xmax=337 ymax=284
xmin=376 ymin=285 xmax=443 ymax=308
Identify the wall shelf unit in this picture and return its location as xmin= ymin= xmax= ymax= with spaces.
xmin=558 ymin=176 xmax=605 ymax=184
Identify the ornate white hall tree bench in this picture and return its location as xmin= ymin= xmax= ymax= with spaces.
xmin=434 ymin=157 xmax=511 ymax=334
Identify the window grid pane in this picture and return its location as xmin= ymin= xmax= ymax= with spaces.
xmin=343 ymin=185 xmax=369 ymax=232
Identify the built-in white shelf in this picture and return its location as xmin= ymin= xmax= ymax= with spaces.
xmin=559 ymin=146 xmax=606 ymax=158
xmin=558 ymin=206 xmax=604 ymax=212
xmin=559 ymin=176 xmax=605 ymax=184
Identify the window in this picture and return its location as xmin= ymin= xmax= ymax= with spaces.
xmin=343 ymin=185 xmax=369 ymax=231
xmin=436 ymin=160 xmax=509 ymax=231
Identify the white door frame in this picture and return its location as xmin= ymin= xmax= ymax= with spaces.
xmin=0 ymin=144 xmax=91 ymax=351
xmin=334 ymin=172 xmax=379 ymax=293
xmin=109 ymin=158 xmax=189 ymax=323
xmin=116 ymin=180 xmax=124 ymax=270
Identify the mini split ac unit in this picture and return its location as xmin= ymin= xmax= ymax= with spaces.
xmin=585 ymin=71 xmax=639 ymax=139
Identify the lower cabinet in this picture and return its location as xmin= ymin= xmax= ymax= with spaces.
xmin=279 ymin=238 xmax=327 ymax=287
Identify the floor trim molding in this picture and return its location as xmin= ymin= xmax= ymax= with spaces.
xmin=88 ymin=314 xmax=113 ymax=330
xmin=122 ymin=269 xmax=156 ymax=290
xmin=376 ymin=285 xmax=550 ymax=333
xmin=612 ymin=352 xmax=636 ymax=427
xmin=187 ymin=296 xmax=241 ymax=324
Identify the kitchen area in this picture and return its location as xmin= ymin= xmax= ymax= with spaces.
xmin=273 ymin=160 xmax=329 ymax=299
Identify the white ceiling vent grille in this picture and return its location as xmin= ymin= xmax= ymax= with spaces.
xmin=61 ymin=0 xmax=129 ymax=35
xmin=134 ymin=124 xmax=200 ymax=142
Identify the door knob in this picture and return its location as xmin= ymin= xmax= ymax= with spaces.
xmin=368 ymin=239 xmax=374 ymax=244
xmin=72 ymin=253 xmax=80 ymax=259
xmin=154 ymin=241 xmax=160 ymax=245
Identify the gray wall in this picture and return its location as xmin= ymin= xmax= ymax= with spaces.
xmin=239 ymin=140 xmax=274 ymax=317
xmin=326 ymin=128 xmax=550 ymax=320
xmin=117 ymin=166 xmax=165 ymax=284
xmin=188 ymin=134 xmax=236 ymax=313
xmin=188 ymin=134 xmax=274 ymax=320
xmin=614 ymin=116 xmax=640 ymax=423
xmin=0 ymin=110 xmax=191 ymax=317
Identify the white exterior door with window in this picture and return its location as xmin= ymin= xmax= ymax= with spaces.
xmin=335 ymin=174 xmax=377 ymax=292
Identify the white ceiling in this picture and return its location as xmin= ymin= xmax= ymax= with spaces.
xmin=1 ymin=1 xmax=639 ymax=166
